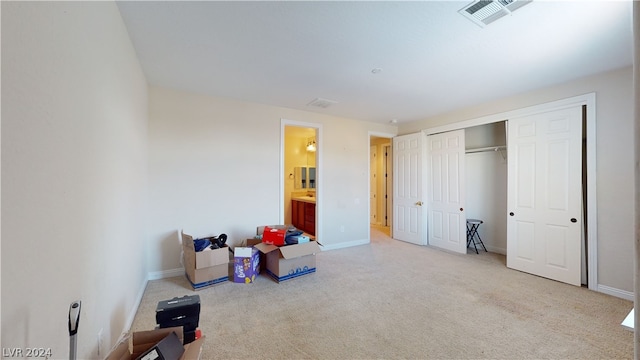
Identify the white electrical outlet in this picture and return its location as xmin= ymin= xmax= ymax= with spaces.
xmin=340 ymin=225 xmax=345 ymax=233
xmin=97 ymin=328 xmax=103 ymax=356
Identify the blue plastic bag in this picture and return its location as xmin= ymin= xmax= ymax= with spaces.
xmin=193 ymin=239 xmax=211 ymax=252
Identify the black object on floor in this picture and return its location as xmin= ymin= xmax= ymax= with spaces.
xmin=466 ymin=219 xmax=487 ymax=254
xmin=156 ymin=295 xmax=201 ymax=344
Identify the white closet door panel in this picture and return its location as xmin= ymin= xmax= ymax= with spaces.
xmin=507 ymin=106 xmax=582 ymax=286
xmin=393 ymin=133 xmax=425 ymax=245
xmin=427 ymin=130 xmax=466 ymax=254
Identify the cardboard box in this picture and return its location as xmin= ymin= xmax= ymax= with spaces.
xmin=245 ymin=238 xmax=262 ymax=247
xmin=182 ymin=231 xmax=229 ymax=289
xmin=136 ymin=331 xmax=184 ymax=360
xmin=254 ymin=240 xmax=321 ymax=282
xmin=246 ymin=238 xmax=266 ymax=273
xmin=106 ymin=327 xmax=204 ymax=360
xmin=233 ymin=246 xmax=260 ymax=283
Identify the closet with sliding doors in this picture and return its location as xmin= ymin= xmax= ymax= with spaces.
xmin=426 ymin=101 xmax=587 ymax=287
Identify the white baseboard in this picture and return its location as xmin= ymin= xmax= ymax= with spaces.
xmin=320 ymin=238 xmax=369 ymax=251
xmin=123 ymin=270 xmax=182 ymax=335
xmin=479 ymin=249 xmax=632 ymax=301
xmin=148 ymin=268 xmax=184 ymax=280
xmin=109 ymin=268 xmax=184 ymax=354
xmin=597 ymin=284 xmax=634 ymax=301
xmin=126 ymin=277 xmax=148 ymax=329
xmin=109 ymin=276 xmax=149 ymax=357
xmin=484 ymin=245 xmax=506 ymax=255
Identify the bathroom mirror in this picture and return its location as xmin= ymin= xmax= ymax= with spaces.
xmin=294 ymin=166 xmax=316 ymax=189
xmin=308 ymin=167 xmax=316 ymax=189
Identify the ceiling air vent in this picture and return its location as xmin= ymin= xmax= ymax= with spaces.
xmin=459 ymin=0 xmax=532 ymax=28
xmin=307 ymin=98 xmax=338 ymax=109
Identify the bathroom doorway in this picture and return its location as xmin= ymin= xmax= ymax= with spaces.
xmin=370 ymin=133 xmax=393 ymax=237
xmin=281 ymin=120 xmax=322 ymax=241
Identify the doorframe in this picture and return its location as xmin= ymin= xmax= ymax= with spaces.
xmin=422 ymin=93 xmax=598 ymax=291
xmin=384 ymin=144 xmax=392 ymax=227
xmin=368 ymin=131 xmax=396 ymax=241
xmin=281 ymin=119 xmax=323 ymax=243
xmin=370 ymin=145 xmax=378 ymax=225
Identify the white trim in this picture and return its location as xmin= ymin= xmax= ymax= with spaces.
xmin=125 ymin=277 xmax=148 ymax=328
xmin=108 ymin=276 xmax=149 ymax=357
xmin=422 ymin=93 xmax=598 ymax=292
xmin=368 ymin=131 xmax=396 ymax=244
xmin=148 ymin=268 xmax=184 ymax=280
xmin=485 ymin=245 xmax=507 ymax=255
xmin=320 ymin=238 xmax=369 ymax=251
xmin=369 ymin=131 xmax=397 ymax=138
xmin=597 ymin=285 xmax=634 ymax=301
xmin=113 ymin=269 xmax=182 ymax=355
xmin=424 ymin=93 xmax=594 ymax=135
xmin=281 ymin=119 xmax=323 ymax=244
xmin=584 ymin=94 xmax=598 ymax=292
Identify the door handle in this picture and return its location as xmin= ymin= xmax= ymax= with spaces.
xmin=415 ymin=201 xmax=423 ymax=206
xmin=509 ymin=212 xmax=514 ymax=216
xmin=571 ymin=218 xmax=577 ymax=223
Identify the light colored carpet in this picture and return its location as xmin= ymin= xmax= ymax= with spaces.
xmin=131 ymin=227 xmax=634 ymax=359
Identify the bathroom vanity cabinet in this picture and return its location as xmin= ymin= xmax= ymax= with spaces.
xmin=292 ymin=199 xmax=315 ymax=236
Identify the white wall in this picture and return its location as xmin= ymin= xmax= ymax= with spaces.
xmin=1 ymin=2 xmax=148 ymax=358
xmin=399 ymin=66 xmax=635 ymax=294
xmin=465 ymin=152 xmax=508 ymax=253
xmin=147 ymin=86 xmax=397 ymax=274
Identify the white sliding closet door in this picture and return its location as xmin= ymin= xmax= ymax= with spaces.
xmin=507 ymin=106 xmax=582 ymax=286
xmin=393 ymin=133 xmax=426 ymax=245
xmin=427 ymin=130 xmax=466 ymax=254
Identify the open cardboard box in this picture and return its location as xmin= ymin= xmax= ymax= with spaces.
xmin=106 ymin=327 xmax=204 ymax=360
xmin=182 ymin=231 xmax=229 ymax=289
xmin=254 ymin=225 xmax=321 ymax=282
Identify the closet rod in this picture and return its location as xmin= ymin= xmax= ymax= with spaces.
xmin=465 ymin=145 xmax=506 ymax=154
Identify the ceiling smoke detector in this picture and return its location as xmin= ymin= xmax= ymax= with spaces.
xmin=307 ymin=97 xmax=338 ymax=109
xmin=459 ymin=0 xmax=532 ymax=28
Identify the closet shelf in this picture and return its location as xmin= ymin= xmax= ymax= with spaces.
xmin=465 ymin=145 xmax=506 ymax=154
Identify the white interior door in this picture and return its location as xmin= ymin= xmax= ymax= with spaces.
xmin=507 ymin=106 xmax=582 ymax=286
xmin=426 ymin=130 xmax=467 ymax=253
xmin=393 ymin=133 xmax=425 ymax=245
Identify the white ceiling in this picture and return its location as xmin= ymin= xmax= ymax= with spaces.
xmin=116 ymin=1 xmax=633 ymax=125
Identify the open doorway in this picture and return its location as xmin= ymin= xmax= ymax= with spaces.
xmin=282 ymin=120 xmax=322 ymax=241
xmin=370 ymin=134 xmax=393 ymax=237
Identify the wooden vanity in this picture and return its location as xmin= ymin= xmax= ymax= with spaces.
xmin=292 ymin=198 xmax=315 ymax=236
